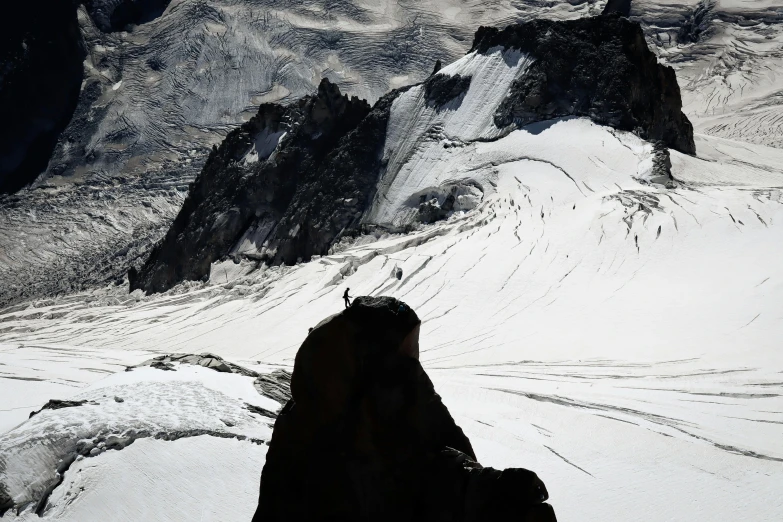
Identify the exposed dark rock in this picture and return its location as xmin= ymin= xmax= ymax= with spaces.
xmin=252 ymin=296 xmax=556 ymax=522
xmin=678 ymin=0 xmax=716 ymax=44
xmin=431 ymin=59 xmax=442 ymax=75
xmin=0 ymin=0 xmax=86 ymax=194
xmin=148 ymin=360 xmax=175 ymax=371
xmin=246 ymin=403 xmax=279 ymax=420
xmin=258 ymin=87 xmax=408 ymax=267
xmin=29 ymin=399 xmax=93 ymax=418
xmin=130 ymin=79 xmax=373 ymax=293
xmin=419 ymin=198 xmax=449 ymax=224
xmin=649 ymin=141 xmax=674 ymax=186
xmin=423 ymin=73 xmax=472 ymax=109
xmin=254 ymin=370 xmax=293 ymax=406
xmin=132 ymin=353 xmax=293 ymax=407
xmin=84 ymin=0 xmax=173 ymax=32
xmin=134 ymin=15 xmax=695 ymax=294
xmin=132 ymin=352 xmax=259 ymax=376
xmin=602 ymin=0 xmax=632 ymax=17
xmin=473 ymin=15 xmax=696 ymax=154
xmin=0 ymin=483 xmax=11 ymax=518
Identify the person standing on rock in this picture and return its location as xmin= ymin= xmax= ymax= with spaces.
xmin=251 ymin=296 xmax=556 ymax=522
xmin=343 ymin=288 xmax=352 ymax=309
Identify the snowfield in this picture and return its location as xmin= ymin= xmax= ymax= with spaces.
xmin=2 ymin=117 xmax=782 ymax=520
xmin=3 ymin=1 xmax=783 ymax=519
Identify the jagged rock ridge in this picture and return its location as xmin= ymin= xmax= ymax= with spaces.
xmin=132 ymin=14 xmax=695 ymax=294
xmin=476 ymin=15 xmax=696 ymax=154
xmin=129 ymin=80 xmax=372 ymax=293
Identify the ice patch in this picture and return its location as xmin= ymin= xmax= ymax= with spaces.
xmin=242 ymin=129 xmax=287 ymax=164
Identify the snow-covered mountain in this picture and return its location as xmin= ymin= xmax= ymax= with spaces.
xmin=1 ymin=2 xmax=783 ymax=521
xmin=2 ymin=0 xmax=783 ymax=307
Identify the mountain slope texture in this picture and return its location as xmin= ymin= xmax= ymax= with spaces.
xmin=132 ymin=14 xmax=695 ymax=293
xmin=0 ymin=1 xmax=782 ymax=521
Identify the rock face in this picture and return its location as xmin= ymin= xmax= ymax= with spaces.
xmin=133 ymin=15 xmax=695 ymax=294
xmin=0 ymin=0 xmax=85 ymax=194
xmin=602 ymin=0 xmax=632 ymax=17
xmin=475 ymin=15 xmax=695 ymax=154
xmin=252 ymin=296 xmax=556 ymax=522
xmin=129 ymin=79 xmax=372 ymax=293
xmin=83 ymin=0 xmax=172 ymax=32
xmin=28 ymin=399 xmax=93 ymax=418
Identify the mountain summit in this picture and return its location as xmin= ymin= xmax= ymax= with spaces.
xmin=131 ymin=14 xmax=694 ymax=294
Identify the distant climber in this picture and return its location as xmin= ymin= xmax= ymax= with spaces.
xmin=343 ymin=288 xmax=351 ymax=308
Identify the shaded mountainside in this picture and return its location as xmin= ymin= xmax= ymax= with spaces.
xmin=132 ymin=14 xmax=695 ymax=295
xmin=129 ymin=80 xmax=371 ymax=293
xmin=0 ymin=0 xmax=85 ymax=194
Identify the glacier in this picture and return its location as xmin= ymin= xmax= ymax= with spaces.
xmin=1 ymin=1 xmax=783 ymax=520
xmin=1 ymin=116 xmax=782 ymax=520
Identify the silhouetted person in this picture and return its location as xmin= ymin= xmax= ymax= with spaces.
xmin=343 ymin=288 xmax=351 ymax=309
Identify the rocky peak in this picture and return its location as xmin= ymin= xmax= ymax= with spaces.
xmin=129 ymin=79 xmax=370 ymax=294
xmin=472 ymin=15 xmax=695 ymax=154
xmin=132 ymin=14 xmax=696 ymax=294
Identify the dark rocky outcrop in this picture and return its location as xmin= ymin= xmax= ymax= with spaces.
xmin=0 ymin=483 xmax=11 ymax=518
xmin=130 ymin=353 xmax=293 ymax=402
xmin=129 ymin=79 xmax=373 ymax=293
xmin=678 ymin=0 xmax=716 ymax=44
xmin=423 ymin=73 xmax=472 ymax=109
xmin=29 ymin=399 xmax=94 ymax=418
xmin=602 ymin=0 xmax=632 ymax=17
xmin=258 ymin=87 xmax=406 ymax=268
xmin=131 ymin=352 xmax=259 ymax=375
xmin=649 ymin=141 xmax=674 ymax=186
xmin=254 ymin=370 xmax=293 ymax=405
xmin=133 ymin=15 xmax=695 ymax=294
xmin=474 ymin=15 xmax=696 ymax=154
xmin=252 ymin=296 xmax=556 ymax=522
xmin=83 ymin=0 xmax=173 ymax=32
xmin=0 ymin=1 xmax=86 ymax=194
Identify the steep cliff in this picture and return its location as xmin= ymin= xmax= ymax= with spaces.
xmin=129 ymin=80 xmax=371 ymax=293
xmin=475 ymin=15 xmax=695 ymax=154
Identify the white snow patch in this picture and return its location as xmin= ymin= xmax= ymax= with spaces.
xmin=364 ymin=48 xmax=531 ymax=226
xmin=241 ymin=129 xmax=286 ymax=164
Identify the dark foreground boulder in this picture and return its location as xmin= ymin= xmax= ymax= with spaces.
xmin=252 ymin=296 xmax=556 ymax=522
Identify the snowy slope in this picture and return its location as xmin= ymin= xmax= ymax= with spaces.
xmin=2 ymin=118 xmax=782 ymax=520
xmin=3 ymin=2 xmax=783 ymax=519
xmin=4 ymin=0 xmax=783 ymax=308
xmin=0 ymin=360 xmax=284 ymax=519
xmin=0 ymin=0 xmax=603 ymax=308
